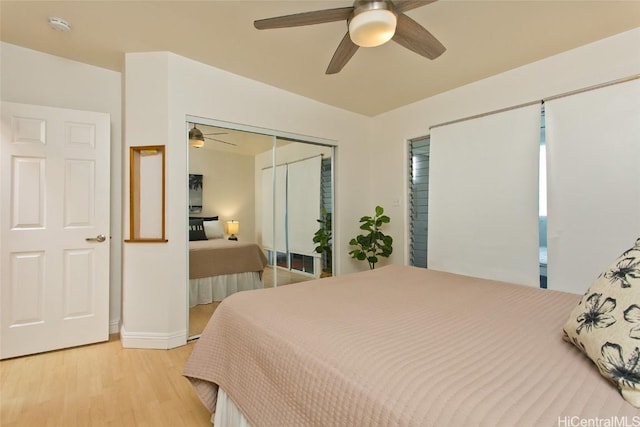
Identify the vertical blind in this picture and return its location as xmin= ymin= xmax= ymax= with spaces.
xmin=429 ymin=104 xmax=542 ymax=286
xmin=545 ymin=79 xmax=640 ymax=293
xmin=321 ymin=158 xmax=332 ymax=215
xmin=409 ymin=137 xmax=430 ymax=268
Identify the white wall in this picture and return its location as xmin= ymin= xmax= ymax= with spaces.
xmin=5 ymin=26 xmax=638 ymax=349
xmin=189 ymin=147 xmax=256 ymax=241
xmin=0 ymin=42 xmax=123 ymax=334
xmin=122 ymin=52 xmax=370 ymax=348
xmin=371 ymin=28 xmax=640 ymax=268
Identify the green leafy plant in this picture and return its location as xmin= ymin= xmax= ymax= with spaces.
xmin=313 ymin=208 xmax=332 ymax=275
xmin=349 ymin=205 xmax=393 ymax=270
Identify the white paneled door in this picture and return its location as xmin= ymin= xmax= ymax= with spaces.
xmin=0 ymin=102 xmax=110 ymax=359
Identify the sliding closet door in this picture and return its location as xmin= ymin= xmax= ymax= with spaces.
xmin=261 ymin=163 xmax=287 ymax=277
xmin=261 ymin=141 xmax=332 ymax=283
xmin=288 ymin=156 xmax=322 ymax=269
xmin=428 ymin=105 xmax=542 ymax=286
xmin=545 ymin=79 xmax=640 ymax=294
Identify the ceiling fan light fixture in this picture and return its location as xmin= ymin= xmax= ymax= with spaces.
xmin=189 ymin=127 xmax=205 ymax=148
xmin=349 ymin=2 xmax=397 ymax=48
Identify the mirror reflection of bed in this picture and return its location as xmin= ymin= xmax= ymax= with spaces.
xmin=188 ymin=266 xmax=315 ymax=337
xmin=187 ymin=120 xmax=334 ymax=338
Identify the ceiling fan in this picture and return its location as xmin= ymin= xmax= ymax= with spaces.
xmin=254 ymin=0 xmax=445 ymax=74
xmin=188 ymin=125 xmax=237 ymax=148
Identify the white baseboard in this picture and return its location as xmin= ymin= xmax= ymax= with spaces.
xmin=109 ymin=319 xmax=120 ymax=335
xmin=120 ymin=325 xmax=187 ymax=349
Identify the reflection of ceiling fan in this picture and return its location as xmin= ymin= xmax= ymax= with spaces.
xmin=188 ymin=125 xmax=237 ymax=148
xmin=254 ymin=0 xmax=445 ymax=74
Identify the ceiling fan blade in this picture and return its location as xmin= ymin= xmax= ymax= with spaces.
xmin=392 ymin=12 xmax=446 ymax=60
xmin=394 ymin=0 xmax=438 ymax=13
xmin=254 ymin=7 xmax=353 ymax=30
xmin=204 ymin=136 xmax=237 ymax=146
xmin=326 ymin=32 xmax=359 ymax=75
xmin=203 ymin=132 xmax=227 ymax=136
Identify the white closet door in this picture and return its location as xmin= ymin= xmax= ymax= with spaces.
xmin=261 ymin=165 xmax=287 ymax=253
xmin=288 ymin=156 xmax=321 ymax=256
xmin=545 ymin=79 xmax=640 ymax=294
xmin=274 ymin=165 xmax=287 ymax=253
xmin=429 ymin=104 xmax=541 ymax=286
xmin=261 ymin=167 xmax=274 ymax=250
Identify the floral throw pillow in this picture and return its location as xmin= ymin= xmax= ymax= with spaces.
xmin=563 ymin=237 xmax=640 ymax=407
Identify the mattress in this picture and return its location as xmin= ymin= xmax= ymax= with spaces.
xmin=184 ymin=265 xmax=640 ymax=426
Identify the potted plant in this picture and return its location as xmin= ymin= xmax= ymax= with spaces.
xmin=313 ymin=208 xmax=332 ymax=276
xmin=349 ymin=205 xmax=393 ymax=270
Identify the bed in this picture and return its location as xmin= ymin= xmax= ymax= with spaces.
xmin=189 ymin=237 xmax=268 ymax=308
xmin=183 ymin=263 xmax=640 ymax=426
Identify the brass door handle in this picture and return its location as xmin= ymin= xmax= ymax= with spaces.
xmin=86 ymin=234 xmax=107 ymax=243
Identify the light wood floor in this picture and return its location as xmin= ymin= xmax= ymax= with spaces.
xmin=0 ymin=335 xmax=211 ymax=427
xmin=189 ymin=302 xmax=219 ymax=337
xmin=3 ymin=268 xmax=322 ymax=426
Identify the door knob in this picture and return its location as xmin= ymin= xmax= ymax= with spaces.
xmin=86 ymin=234 xmax=107 ymax=243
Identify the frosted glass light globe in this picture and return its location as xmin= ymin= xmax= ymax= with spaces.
xmin=349 ymin=9 xmax=397 ymax=48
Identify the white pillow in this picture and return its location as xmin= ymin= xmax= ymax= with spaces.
xmin=203 ymin=220 xmax=224 ymax=239
xmin=563 ymin=237 xmax=640 ymax=408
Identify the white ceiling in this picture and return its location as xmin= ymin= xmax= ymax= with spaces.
xmin=1 ymin=1 xmax=639 ymax=117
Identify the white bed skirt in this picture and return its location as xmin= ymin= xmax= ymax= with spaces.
xmin=189 ymin=272 xmax=263 ymax=308
xmin=212 ymin=388 xmax=253 ymax=427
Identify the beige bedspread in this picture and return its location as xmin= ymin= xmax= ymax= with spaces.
xmin=189 ymin=239 xmax=267 ymax=279
xmin=183 ymin=265 xmax=640 ymax=426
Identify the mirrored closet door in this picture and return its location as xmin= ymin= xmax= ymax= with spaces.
xmin=186 ymin=117 xmax=334 ymax=338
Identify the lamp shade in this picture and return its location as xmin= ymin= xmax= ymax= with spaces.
xmin=349 ymin=7 xmax=397 ymax=47
xmin=189 ymin=127 xmax=205 ymax=148
xmin=226 ymin=221 xmax=239 ymax=236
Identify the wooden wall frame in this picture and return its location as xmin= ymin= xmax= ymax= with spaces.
xmin=125 ymin=145 xmax=168 ymax=243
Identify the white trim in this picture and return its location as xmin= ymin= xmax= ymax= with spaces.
xmin=109 ymin=319 xmax=120 ymax=335
xmin=185 ymin=115 xmax=336 ymax=147
xmin=430 ymin=74 xmax=640 ymax=131
xmin=120 ymin=325 xmax=187 ymax=349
